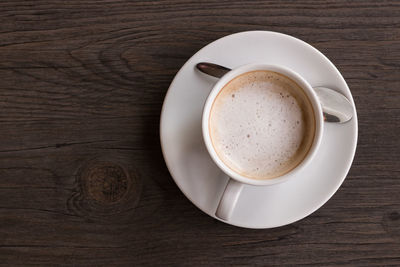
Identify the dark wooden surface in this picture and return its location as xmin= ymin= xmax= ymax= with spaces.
xmin=0 ymin=0 xmax=399 ymax=266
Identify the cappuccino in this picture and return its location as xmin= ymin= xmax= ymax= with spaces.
xmin=209 ymin=70 xmax=315 ymax=180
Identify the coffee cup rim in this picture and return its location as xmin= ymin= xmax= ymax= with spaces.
xmin=202 ymin=63 xmax=324 ymax=186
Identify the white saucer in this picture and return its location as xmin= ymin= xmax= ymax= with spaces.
xmin=160 ymin=31 xmax=358 ymax=229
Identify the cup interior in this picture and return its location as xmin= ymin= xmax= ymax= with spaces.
xmin=202 ymin=63 xmax=323 ymax=186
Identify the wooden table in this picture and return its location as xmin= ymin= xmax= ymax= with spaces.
xmin=1 ymin=1 xmax=399 ymax=266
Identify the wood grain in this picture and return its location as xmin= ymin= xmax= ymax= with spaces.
xmin=0 ymin=0 xmax=399 ymax=266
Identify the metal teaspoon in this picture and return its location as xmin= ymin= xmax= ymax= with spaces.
xmin=196 ymin=62 xmax=353 ymax=123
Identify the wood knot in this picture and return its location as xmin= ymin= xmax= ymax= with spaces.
xmin=68 ymin=157 xmax=142 ymax=222
xmin=84 ymin=162 xmax=129 ymax=204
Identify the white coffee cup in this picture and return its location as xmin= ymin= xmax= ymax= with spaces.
xmin=202 ymin=63 xmax=324 ymax=221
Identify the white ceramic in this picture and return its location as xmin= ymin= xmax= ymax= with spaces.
xmin=160 ymin=31 xmax=358 ymax=229
xmin=202 ymin=64 xmax=324 ymax=220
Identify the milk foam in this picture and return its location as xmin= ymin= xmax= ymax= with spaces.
xmin=209 ymin=71 xmax=314 ymax=179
